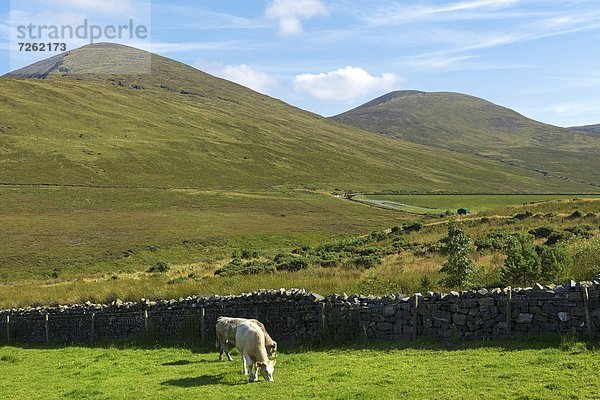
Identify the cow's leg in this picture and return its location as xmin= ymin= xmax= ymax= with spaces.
xmin=219 ymin=348 xmax=224 ymax=361
xmin=244 ymin=355 xmax=256 ymax=382
xmin=242 ymin=354 xmax=248 ymax=375
xmin=224 ymin=345 xmax=234 ymax=362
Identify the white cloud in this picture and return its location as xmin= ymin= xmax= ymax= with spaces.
xmin=146 ymin=41 xmax=244 ymax=53
xmin=293 ymin=66 xmax=400 ymax=101
xmin=196 ymin=60 xmax=277 ymax=94
xmin=266 ymin=0 xmax=328 ymax=35
xmin=48 ymin=0 xmax=132 ymax=14
xmin=368 ymin=0 xmax=523 ymax=25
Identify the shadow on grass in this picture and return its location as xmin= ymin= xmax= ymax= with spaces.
xmin=161 ymin=373 xmax=244 ymax=387
xmin=162 ymin=359 xmax=221 ymax=366
xmin=2 ymin=335 xmax=599 ymax=354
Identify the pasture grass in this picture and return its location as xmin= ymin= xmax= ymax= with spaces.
xmin=0 ymin=187 xmax=404 ymax=282
xmin=358 ymin=194 xmax=599 ymax=215
xmin=0 ymin=338 xmax=599 ymax=399
xmin=0 ymin=197 xmax=597 ymax=309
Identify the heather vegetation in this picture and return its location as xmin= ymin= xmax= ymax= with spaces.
xmin=1 ymin=197 xmax=597 ymax=309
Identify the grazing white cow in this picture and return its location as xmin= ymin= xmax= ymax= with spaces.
xmin=235 ymin=320 xmax=276 ymax=382
xmin=215 ymin=317 xmax=277 ymax=361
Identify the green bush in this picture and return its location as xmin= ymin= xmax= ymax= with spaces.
xmin=545 ymin=231 xmax=574 ymax=246
xmin=403 ymin=221 xmax=423 ymax=233
xmin=440 ymin=221 xmax=474 ymax=288
xmin=353 ymin=254 xmax=382 ymax=269
xmin=501 ymin=233 xmax=541 ymax=286
xmin=529 ymin=226 xmax=556 ymax=239
xmin=392 ymin=236 xmax=409 ymax=251
xmin=241 ymin=249 xmax=260 ymax=259
xmin=513 ymin=211 xmax=533 ymax=220
xmin=147 ymin=260 xmax=170 ymax=273
xmin=215 ymin=260 xmax=276 ymax=276
xmin=368 ymin=230 xmax=388 ymax=242
xmin=475 ymin=229 xmax=513 ymax=252
xmin=274 ymin=254 xmax=311 ymax=272
xmin=537 ymin=244 xmax=572 ymax=284
xmin=317 ymin=252 xmax=344 ymax=268
xmin=570 ymin=238 xmax=600 ymax=281
xmin=567 ymin=210 xmax=583 ymax=219
xmin=564 ymin=226 xmax=593 ymax=239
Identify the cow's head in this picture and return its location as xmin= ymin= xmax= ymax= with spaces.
xmin=266 ymin=341 xmax=278 ymax=357
xmin=256 ymin=360 xmax=276 ymax=382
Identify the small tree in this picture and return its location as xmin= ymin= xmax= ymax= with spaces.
xmin=440 ymin=221 xmax=474 ymax=288
xmin=538 ymin=244 xmax=572 ymax=284
xmin=501 ymin=233 xmax=541 ymax=286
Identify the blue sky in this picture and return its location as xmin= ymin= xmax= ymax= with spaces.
xmin=1 ymin=0 xmax=600 ymax=126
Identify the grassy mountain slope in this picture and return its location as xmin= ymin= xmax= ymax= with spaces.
xmin=570 ymin=124 xmax=600 ymax=135
xmin=0 ymin=43 xmax=591 ymax=193
xmin=332 ymin=91 xmax=600 ymax=189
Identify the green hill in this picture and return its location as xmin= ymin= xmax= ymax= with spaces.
xmin=570 ymin=124 xmax=600 ymax=135
xmin=332 ymin=91 xmax=600 ymax=189
xmin=0 ymin=43 xmax=593 ymax=193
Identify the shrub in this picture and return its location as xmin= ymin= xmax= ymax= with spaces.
xmin=513 ymin=211 xmax=533 ymax=220
xmin=529 ymin=226 xmax=556 ymax=239
xmin=317 ymin=252 xmax=344 ymax=268
xmin=353 ymin=255 xmax=382 ymax=269
xmin=215 ymin=260 xmax=276 ymax=276
xmin=537 ymin=244 xmax=572 ymax=284
xmin=501 ymin=233 xmax=541 ymax=286
xmin=545 ymin=231 xmax=574 ymax=246
xmin=475 ymin=229 xmax=513 ymax=252
xmin=147 ymin=260 xmax=170 ymax=273
xmin=368 ymin=230 xmax=388 ymax=242
xmin=392 ymin=236 xmax=409 ymax=251
xmin=274 ymin=254 xmax=311 ymax=272
xmin=240 ymin=249 xmax=260 ymax=259
xmin=564 ymin=226 xmax=594 ymax=239
xmin=402 ymin=221 xmax=423 ymax=233
xmin=440 ymin=221 xmax=474 ymax=288
xmin=570 ymin=238 xmax=600 ymax=281
xmin=390 ymin=226 xmax=402 ymax=234
xmin=567 ymin=210 xmax=583 ymax=219
xmin=356 ymin=247 xmax=383 ymax=256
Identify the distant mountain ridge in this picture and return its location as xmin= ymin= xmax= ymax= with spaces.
xmin=332 ymin=91 xmax=600 ymax=188
xmin=570 ymin=124 xmax=600 ymax=135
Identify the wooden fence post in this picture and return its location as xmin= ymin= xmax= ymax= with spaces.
xmin=320 ymin=303 xmax=326 ymax=341
xmin=200 ymin=308 xmax=206 ymax=343
xmin=45 ymin=314 xmax=49 ymax=344
xmin=582 ymin=287 xmax=594 ymax=337
xmin=5 ymin=315 xmax=9 ymax=344
xmin=90 ymin=313 xmax=95 ymax=343
xmin=506 ymin=286 xmax=512 ymax=337
xmin=412 ymin=294 xmax=419 ymax=340
xmin=144 ymin=310 xmax=149 ymax=337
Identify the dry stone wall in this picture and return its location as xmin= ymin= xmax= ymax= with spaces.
xmin=1 ymin=279 xmax=599 ymax=345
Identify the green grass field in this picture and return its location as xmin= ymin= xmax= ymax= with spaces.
xmin=1 ymin=338 xmax=599 ymax=399
xmin=0 ymin=187 xmax=406 ymax=282
xmin=355 ymin=194 xmax=599 ymax=214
